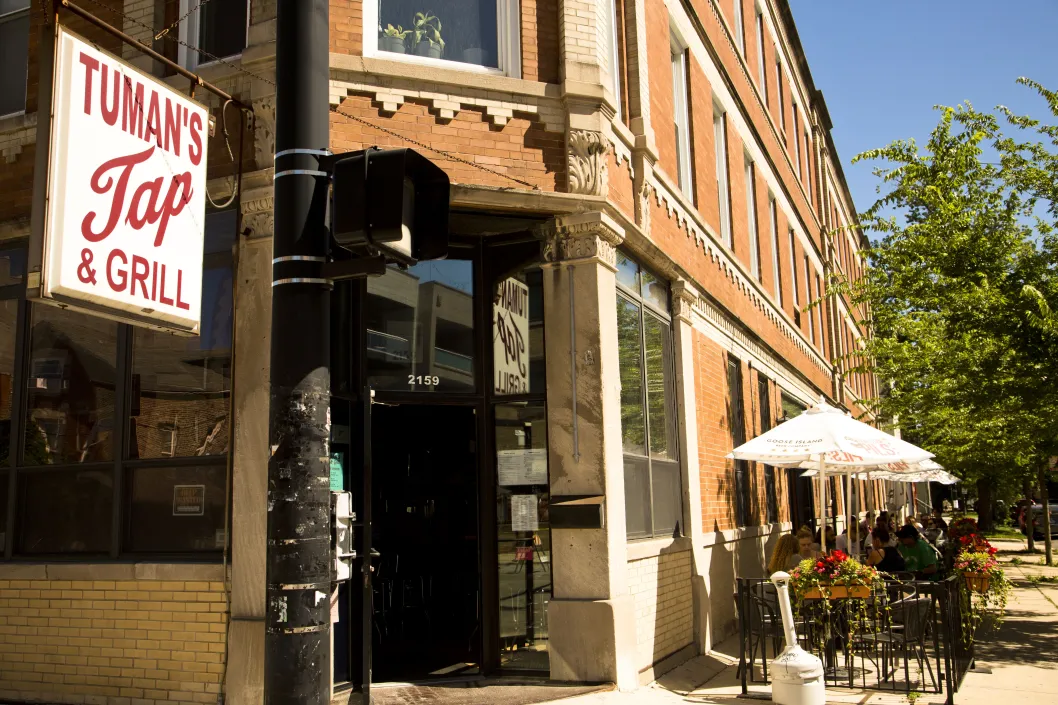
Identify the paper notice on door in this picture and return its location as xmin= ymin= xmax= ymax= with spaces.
xmin=511 ymin=494 xmax=539 ymax=532
xmin=497 ymin=449 xmax=548 ymax=486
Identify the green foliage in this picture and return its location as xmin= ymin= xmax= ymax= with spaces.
xmin=381 ymin=24 xmax=409 ymax=39
xmin=839 ymin=80 xmax=1058 ymax=506
xmin=410 ymin=11 xmax=444 ymax=50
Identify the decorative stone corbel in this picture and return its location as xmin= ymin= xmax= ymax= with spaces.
xmin=241 ymin=190 xmax=274 ymax=239
xmin=567 ymin=129 xmax=609 ymax=196
xmin=543 ymin=211 xmax=624 ymax=270
xmin=252 ymin=96 xmax=276 ymax=170
xmin=671 ymin=279 xmax=700 ymax=324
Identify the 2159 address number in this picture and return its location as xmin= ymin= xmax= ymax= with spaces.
xmin=408 ymin=375 xmax=440 ymax=387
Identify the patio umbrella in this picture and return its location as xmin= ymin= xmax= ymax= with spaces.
xmin=728 ymin=397 xmax=933 ymax=552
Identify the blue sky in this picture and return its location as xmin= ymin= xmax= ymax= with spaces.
xmin=788 ymin=0 xmax=1058 ymax=217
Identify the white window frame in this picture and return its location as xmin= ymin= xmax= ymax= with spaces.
xmin=745 ymin=156 xmax=760 ymax=280
xmin=804 ymin=255 xmax=815 ymax=344
xmin=776 ymin=57 xmax=785 ymax=130
xmin=177 ymin=0 xmax=250 ymax=71
xmin=789 ymin=229 xmax=799 ymax=306
xmin=769 ymin=195 xmax=781 ymax=305
xmin=608 ymin=0 xmax=623 ymax=120
xmin=793 ymin=104 xmax=802 ymax=180
xmin=714 ymin=106 xmax=732 ymax=248
xmin=732 ymin=0 xmax=745 ymax=55
xmin=671 ymin=31 xmax=694 ymax=199
xmin=804 ymin=128 xmax=812 ymax=194
xmin=0 ymin=0 xmax=31 ymax=118
xmin=364 ymin=0 xmax=522 ymax=79
xmin=755 ymin=10 xmax=767 ymax=105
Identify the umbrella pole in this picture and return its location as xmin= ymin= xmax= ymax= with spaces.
xmin=866 ymin=469 xmax=874 ymax=530
xmin=819 ymin=456 xmax=827 ymax=554
xmin=846 ymin=469 xmax=853 ymax=552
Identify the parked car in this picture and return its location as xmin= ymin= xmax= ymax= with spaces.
xmin=1019 ymin=504 xmax=1058 ymax=540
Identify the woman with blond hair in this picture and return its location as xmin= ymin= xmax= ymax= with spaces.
xmin=767 ymin=534 xmax=802 ymax=574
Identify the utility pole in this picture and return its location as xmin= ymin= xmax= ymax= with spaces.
xmin=265 ymin=0 xmax=332 ymax=702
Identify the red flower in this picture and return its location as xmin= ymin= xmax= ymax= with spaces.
xmin=817 ymin=561 xmax=825 ymax=568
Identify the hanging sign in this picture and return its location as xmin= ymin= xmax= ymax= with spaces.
xmin=29 ymin=26 xmax=209 ymax=335
xmin=493 ymin=277 xmax=530 ymax=394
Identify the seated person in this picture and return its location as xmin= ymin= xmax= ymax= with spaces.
xmin=836 ymin=522 xmax=863 ymax=557
xmin=767 ymin=534 xmax=803 ymax=575
xmin=796 ymin=527 xmax=821 ymax=561
xmin=866 ymin=527 xmax=906 ymax=573
xmin=896 ymin=525 xmax=939 ymax=578
xmin=815 ymin=525 xmax=837 ymax=551
xmin=931 ymin=509 xmax=949 ymax=531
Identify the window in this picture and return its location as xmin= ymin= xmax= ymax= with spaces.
xmin=789 ymin=229 xmax=799 ymax=307
xmin=177 ymin=0 xmax=248 ymax=70
xmin=745 ymin=157 xmax=761 ymax=280
xmin=804 ymin=128 xmax=812 ymax=190
xmin=732 ymin=0 xmax=745 ymax=55
xmin=727 ymin=357 xmax=750 ymax=526
xmin=671 ymin=33 xmax=694 ymax=199
xmin=769 ymin=196 xmax=781 ymax=305
xmin=2 ymin=209 xmax=235 ymax=557
xmin=608 ymin=0 xmax=624 ymax=120
xmin=0 ymin=0 xmax=30 ymax=116
xmin=714 ymin=107 xmax=733 ymax=248
xmin=804 ymin=256 xmax=815 ymax=344
xmin=776 ymin=58 xmax=785 ymax=130
xmin=368 ymin=0 xmax=522 ymax=77
xmin=617 ymin=252 xmax=681 ymax=539
xmin=758 ymin=376 xmax=777 ymax=523
xmin=815 ymin=274 xmax=824 ymax=352
xmin=793 ymin=104 xmax=802 ymax=180
xmin=755 ymin=11 xmax=767 ymax=105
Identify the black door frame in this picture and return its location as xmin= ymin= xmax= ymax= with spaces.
xmin=336 ymin=231 xmax=549 ymax=693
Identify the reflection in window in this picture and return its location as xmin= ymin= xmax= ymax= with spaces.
xmin=0 ymin=300 xmax=15 ymax=465
xmin=0 ymin=1 xmax=30 ymax=117
xmin=494 ymin=402 xmax=550 ymax=671
xmin=125 ymin=464 xmax=226 ymax=552
xmin=378 ymin=0 xmax=499 ymax=69
xmin=615 ymin=252 xmax=681 ymax=539
xmin=494 ymin=269 xmax=544 ymax=396
xmin=24 ymin=305 xmax=117 ymax=465
xmin=0 ymin=242 xmax=25 ymax=286
xmin=19 ymin=467 xmax=113 ymax=554
xmin=367 ymin=259 xmax=476 ymax=392
xmin=129 ymin=210 xmax=234 ymax=459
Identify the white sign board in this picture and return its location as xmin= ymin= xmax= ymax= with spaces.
xmin=493 ymin=277 xmax=530 ymax=394
xmin=497 ymin=448 xmax=548 ymax=486
xmin=37 ymin=27 xmax=208 ymax=334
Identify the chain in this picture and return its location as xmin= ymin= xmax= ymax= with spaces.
xmin=331 ymin=105 xmax=541 ymax=191
xmin=77 ymin=0 xmax=276 ymax=87
xmin=154 ymin=0 xmax=215 ymax=40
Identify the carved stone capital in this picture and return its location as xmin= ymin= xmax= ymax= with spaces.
xmin=567 ymin=129 xmax=609 ymax=196
xmin=241 ymin=189 xmax=274 ymax=239
xmin=671 ymin=280 xmax=700 ymax=323
xmin=253 ymin=96 xmax=276 ymax=171
xmin=542 ymin=212 xmax=624 ymax=270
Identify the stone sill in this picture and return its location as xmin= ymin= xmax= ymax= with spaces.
xmin=700 ymin=521 xmax=793 ymax=548
xmin=0 ymin=562 xmax=225 ymax=581
xmin=626 ymin=535 xmax=693 ymax=562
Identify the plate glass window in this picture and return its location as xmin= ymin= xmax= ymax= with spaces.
xmin=0 ymin=1 xmax=30 ymax=117
xmin=758 ymin=377 xmax=777 ymax=523
xmin=366 ymin=258 xmax=476 ymax=392
xmin=616 ymin=252 xmax=681 ymax=539
xmin=727 ymin=357 xmax=750 ymax=526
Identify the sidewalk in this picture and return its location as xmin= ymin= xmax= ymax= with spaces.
xmin=545 ymin=538 xmax=1058 ymax=705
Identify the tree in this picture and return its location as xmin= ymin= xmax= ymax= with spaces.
xmin=839 ymin=82 xmax=1058 ymax=538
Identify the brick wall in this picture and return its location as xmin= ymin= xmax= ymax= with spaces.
xmin=626 ymin=549 xmax=693 ymax=672
xmin=0 ymin=567 xmax=227 ymax=705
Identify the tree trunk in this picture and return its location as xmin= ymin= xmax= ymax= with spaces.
xmin=976 ymin=478 xmax=995 ymax=532
xmin=1025 ymin=477 xmax=1035 ymax=553
xmin=1040 ymin=465 xmax=1053 ymax=567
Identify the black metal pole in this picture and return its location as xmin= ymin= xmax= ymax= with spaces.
xmin=265 ymin=1 xmax=331 ymax=703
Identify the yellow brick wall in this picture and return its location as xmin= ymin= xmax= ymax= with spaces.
xmin=626 ymin=548 xmax=694 ymax=673
xmin=0 ymin=573 xmax=227 ymax=705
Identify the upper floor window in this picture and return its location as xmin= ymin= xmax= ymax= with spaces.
xmin=732 ymin=0 xmax=746 ymax=55
xmin=789 ymin=229 xmax=799 ymax=307
xmin=792 ymin=104 xmax=802 ymax=180
xmin=671 ymin=32 xmax=694 ymax=199
xmin=616 ymin=252 xmax=681 ymax=540
xmin=745 ymin=156 xmax=761 ymax=280
xmin=755 ymin=10 xmax=767 ymax=105
xmin=769 ymin=196 xmax=781 ymax=305
xmin=776 ymin=57 xmax=785 ymax=131
xmin=804 ymin=255 xmax=815 ymax=345
xmin=714 ymin=106 xmax=733 ymax=248
xmin=368 ymin=0 xmax=522 ymax=77
xmin=607 ymin=0 xmax=624 ymax=120
xmin=0 ymin=0 xmax=30 ymax=117
xmin=177 ymin=0 xmax=248 ymax=70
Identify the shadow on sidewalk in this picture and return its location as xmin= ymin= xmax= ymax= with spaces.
xmin=974 ymin=605 xmax=1058 ymax=669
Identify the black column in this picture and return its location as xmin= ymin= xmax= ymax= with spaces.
xmin=265 ymin=0 xmax=332 ymax=702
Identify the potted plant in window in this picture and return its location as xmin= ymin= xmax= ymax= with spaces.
xmin=410 ymin=11 xmax=444 ymax=59
xmin=379 ymin=24 xmax=410 ymax=54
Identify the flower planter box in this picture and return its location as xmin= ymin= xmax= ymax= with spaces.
xmin=964 ymin=572 xmax=991 ymax=594
xmin=802 ymin=585 xmax=872 ymax=600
